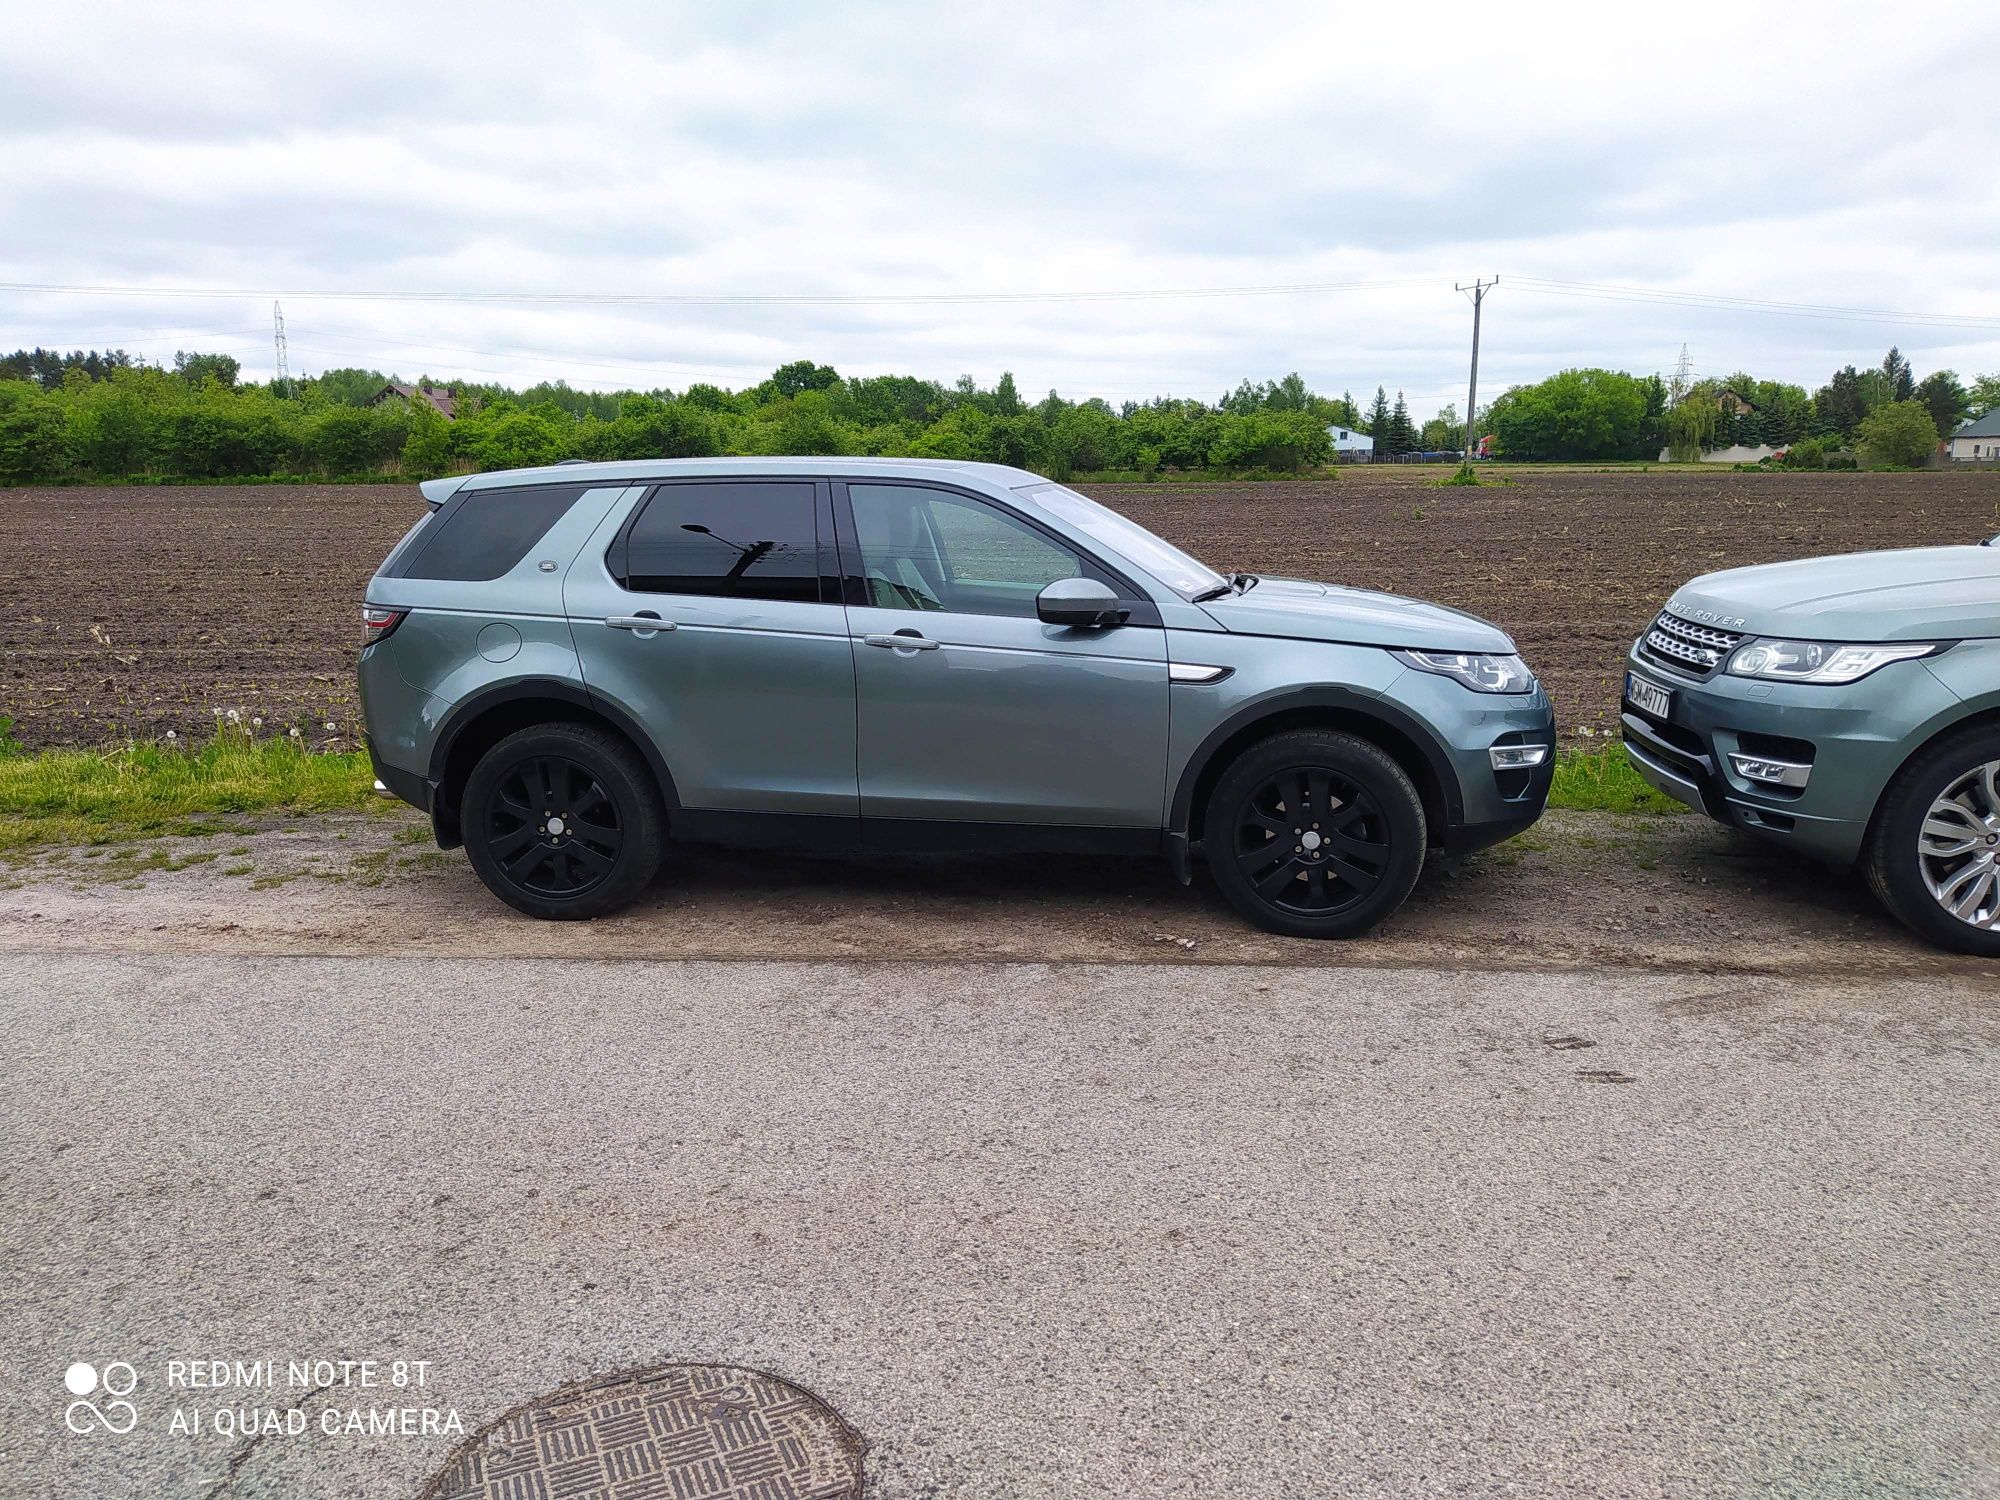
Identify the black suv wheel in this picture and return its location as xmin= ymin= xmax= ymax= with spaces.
xmin=1203 ymin=729 xmax=1426 ymax=938
xmin=1866 ymin=723 xmax=2000 ymax=956
xmin=461 ymin=722 xmax=664 ymax=920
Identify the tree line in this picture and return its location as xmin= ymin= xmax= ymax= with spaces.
xmin=1489 ymin=347 xmax=1996 ymax=464
xmin=0 ymin=343 xmax=1993 ymax=485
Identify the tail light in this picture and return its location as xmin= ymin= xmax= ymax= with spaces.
xmin=361 ymin=604 xmax=407 ymax=643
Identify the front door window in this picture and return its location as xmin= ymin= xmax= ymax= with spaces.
xmin=847 ymin=484 xmax=1082 ymax=618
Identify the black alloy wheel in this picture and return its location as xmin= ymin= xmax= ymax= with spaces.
xmin=1203 ymin=729 xmax=1427 ymax=939
xmin=1232 ymin=766 xmax=1390 ymax=917
xmin=483 ymin=754 xmax=624 ymax=899
xmin=462 ymin=722 xmax=664 ymax=920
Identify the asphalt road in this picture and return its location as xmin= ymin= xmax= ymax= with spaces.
xmin=3 ymin=955 xmax=1996 ymax=1499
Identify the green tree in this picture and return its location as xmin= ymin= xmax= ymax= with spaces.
xmin=1812 ymin=367 xmax=1867 ymax=436
xmin=1665 ymin=385 xmax=1718 ymax=462
xmin=1206 ymin=410 xmax=1330 ymax=471
xmin=1488 ymin=369 xmax=1654 ymax=460
xmin=0 ymin=380 xmax=67 ymax=481
xmin=768 ymin=361 xmax=840 ymax=399
xmin=1855 ymin=401 xmax=1939 ymax=468
xmin=1363 ymin=386 xmax=1391 ymax=441
xmin=1915 ymin=370 xmax=1968 ymax=440
xmin=173 ymin=351 xmax=240 ymax=387
xmin=1386 ymin=391 xmax=1414 ymax=455
xmin=1969 ymin=373 xmax=2000 ymax=419
xmin=401 ymin=399 xmax=455 ymax=478
xmin=1635 ymin=375 xmax=1668 ymax=458
xmin=309 ymin=368 xmax=393 ymax=406
xmin=1882 ymin=346 xmax=1914 ymax=403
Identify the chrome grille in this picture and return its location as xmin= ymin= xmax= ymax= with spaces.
xmin=1641 ymin=612 xmax=1744 ymax=678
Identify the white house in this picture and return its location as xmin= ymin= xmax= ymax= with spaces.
xmin=1948 ymin=409 xmax=2000 ymax=461
xmin=1327 ymin=425 xmax=1374 ymax=457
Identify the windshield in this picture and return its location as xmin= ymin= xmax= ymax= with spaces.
xmin=1015 ymin=482 xmax=1228 ymax=600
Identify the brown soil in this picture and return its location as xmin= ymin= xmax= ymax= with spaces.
xmin=4 ymin=468 xmax=1998 ymax=749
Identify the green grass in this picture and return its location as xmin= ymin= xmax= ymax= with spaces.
xmin=0 ymin=731 xmax=376 ymax=849
xmin=1548 ymin=745 xmax=1686 ymax=815
xmin=0 ymin=731 xmax=1679 ymax=854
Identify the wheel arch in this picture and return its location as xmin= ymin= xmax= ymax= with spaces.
xmin=1171 ymin=689 xmax=1463 ymax=851
xmin=426 ymin=679 xmax=678 ymax=849
xmin=1861 ymin=701 xmax=2000 ymax=854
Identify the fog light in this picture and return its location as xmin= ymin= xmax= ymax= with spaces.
xmin=1489 ymin=744 xmax=1549 ymax=771
xmin=1728 ymin=752 xmax=1811 ymax=788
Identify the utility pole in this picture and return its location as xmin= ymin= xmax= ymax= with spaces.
xmin=272 ymin=300 xmax=291 ymax=393
xmin=1455 ymin=277 xmax=1497 ymax=457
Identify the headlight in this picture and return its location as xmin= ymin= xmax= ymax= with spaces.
xmin=1393 ymin=650 xmax=1536 ymax=694
xmin=1724 ymin=639 xmax=1941 ymax=684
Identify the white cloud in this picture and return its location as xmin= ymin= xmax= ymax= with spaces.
xmin=2 ymin=0 xmax=1996 ymax=411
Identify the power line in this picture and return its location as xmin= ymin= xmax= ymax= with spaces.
xmin=0 ymin=275 xmax=1432 ymax=308
xmin=1510 ymin=277 xmax=2000 ymax=332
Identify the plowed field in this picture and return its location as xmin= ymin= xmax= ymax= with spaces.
xmin=4 ymin=468 xmax=1996 ymax=749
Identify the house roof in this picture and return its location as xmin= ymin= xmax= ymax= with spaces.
xmin=372 ymin=382 xmax=457 ymax=420
xmin=1955 ymin=408 xmax=2000 ymax=439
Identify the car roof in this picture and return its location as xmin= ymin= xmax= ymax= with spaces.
xmin=419 ymin=456 xmax=1051 ymax=506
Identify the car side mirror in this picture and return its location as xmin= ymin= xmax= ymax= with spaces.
xmin=1037 ymin=577 xmax=1128 ymax=628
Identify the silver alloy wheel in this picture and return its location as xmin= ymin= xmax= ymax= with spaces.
xmin=1917 ymin=760 xmax=2000 ymax=927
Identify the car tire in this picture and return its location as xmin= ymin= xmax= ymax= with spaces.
xmin=461 ymin=721 xmax=665 ymax=920
xmin=1202 ymin=729 xmax=1427 ymax=939
xmin=1865 ymin=723 xmax=2000 ymax=956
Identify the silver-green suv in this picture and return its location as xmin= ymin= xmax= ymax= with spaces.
xmin=1625 ymin=541 xmax=2000 ymax=953
xmin=359 ymin=458 xmax=1554 ymax=936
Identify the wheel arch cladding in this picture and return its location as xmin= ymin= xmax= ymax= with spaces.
xmin=1174 ymin=691 xmax=1460 ymax=849
xmin=427 ymin=680 xmax=678 ymax=849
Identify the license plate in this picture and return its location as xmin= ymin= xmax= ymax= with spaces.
xmin=1625 ymin=672 xmax=1671 ymax=719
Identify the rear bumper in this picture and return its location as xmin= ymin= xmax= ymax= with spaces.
xmin=368 ymin=746 xmax=432 ymax=814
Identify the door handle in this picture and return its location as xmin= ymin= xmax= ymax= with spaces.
xmin=864 ymin=632 xmax=940 ymax=651
xmin=606 ymin=614 xmax=676 ymax=633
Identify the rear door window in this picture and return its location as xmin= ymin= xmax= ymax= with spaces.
xmin=398 ymin=483 xmax=589 ymax=581
xmin=615 ymin=481 xmax=822 ymax=604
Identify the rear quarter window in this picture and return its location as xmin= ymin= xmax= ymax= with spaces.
xmin=395 ymin=483 xmax=589 ymax=582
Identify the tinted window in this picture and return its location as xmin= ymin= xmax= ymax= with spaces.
xmin=849 ymin=484 xmax=1083 ymax=619
xmin=619 ymin=481 xmax=820 ymax=604
xmin=402 ymin=484 xmax=587 ymax=582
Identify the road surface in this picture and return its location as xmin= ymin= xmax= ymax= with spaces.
xmin=4 ymin=953 xmax=1995 ymax=1498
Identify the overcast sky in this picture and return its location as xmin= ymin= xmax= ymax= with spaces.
xmin=3 ymin=1 xmax=1997 ymax=415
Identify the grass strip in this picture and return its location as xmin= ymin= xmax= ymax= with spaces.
xmin=1548 ymin=743 xmax=1685 ymax=815
xmin=0 ymin=732 xmax=377 ymax=849
xmin=0 ymin=731 xmax=1677 ymax=854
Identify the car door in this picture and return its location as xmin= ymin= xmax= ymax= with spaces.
xmin=564 ymin=477 xmax=858 ymax=821
xmin=838 ymin=479 xmax=1169 ymax=829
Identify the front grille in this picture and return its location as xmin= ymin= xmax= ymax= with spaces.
xmin=1640 ymin=612 xmax=1743 ymax=678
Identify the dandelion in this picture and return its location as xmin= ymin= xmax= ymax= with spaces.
xmin=226 ymin=709 xmax=241 ymax=724
xmin=325 ymin=721 xmax=336 ymax=731
xmin=252 ymin=716 xmax=263 ymax=728
xmin=289 ymin=727 xmax=302 ymax=738
xmin=165 ymin=730 xmax=177 ymax=741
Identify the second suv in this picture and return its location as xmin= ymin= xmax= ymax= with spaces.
xmin=1625 ymin=541 xmax=2000 ymax=953
xmin=359 ymin=459 xmax=1554 ymax=936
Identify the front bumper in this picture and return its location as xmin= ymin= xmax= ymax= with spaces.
xmin=1384 ymin=671 xmax=1557 ymax=853
xmin=1619 ymin=643 xmax=1948 ymax=866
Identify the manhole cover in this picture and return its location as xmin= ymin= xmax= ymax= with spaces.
xmin=420 ymin=1362 xmax=863 ymax=1500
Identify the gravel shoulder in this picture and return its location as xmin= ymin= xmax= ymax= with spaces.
xmin=3 ymin=804 xmax=1994 ymax=978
